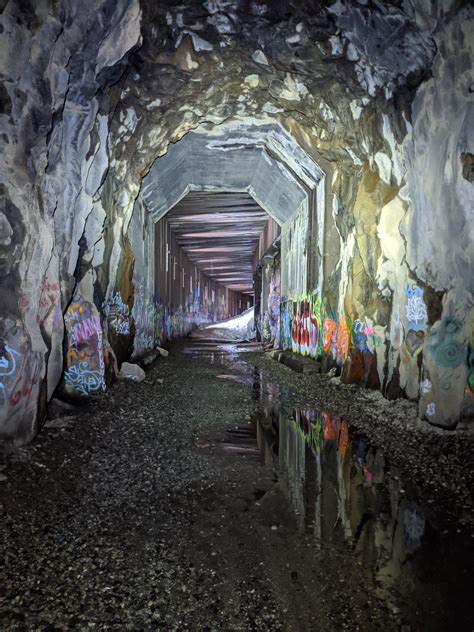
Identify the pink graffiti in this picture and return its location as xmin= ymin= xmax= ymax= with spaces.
xmin=72 ymin=315 xmax=101 ymax=344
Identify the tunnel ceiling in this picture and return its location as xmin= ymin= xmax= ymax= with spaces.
xmin=166 ymin=191 xmax=276 ymax=294
xmin=140 ymin=124 xmax=322 ymax=225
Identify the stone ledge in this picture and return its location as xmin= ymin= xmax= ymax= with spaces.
xmin=271 ymin=350 xmax=321 ymax=375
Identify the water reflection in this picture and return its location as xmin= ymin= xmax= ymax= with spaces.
xmin=279 ymin=408 xmax=426 ymax=570
xmin=256 ymin=406 xmax=473 ymax=631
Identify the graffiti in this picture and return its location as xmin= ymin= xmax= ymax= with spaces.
xmin=322 ymin=318 xmax=336 ymax=352
xmin=427 ymin=316 xmax=465 ymax=369
xmin=280 ymin=301 xmax=292 ymax=350
xmin=0 ymin=343 xmax=20 ymax=377
xmin=8 ymin=359 xmax=42 ymax=407
xmin=288 ymin=292 xmax=322 ymax=358
xmin=0 ymin=344 xmax=21 ymax=407
xmin=366 ymin=325 xmax=383 ymax=352
xmin=352 ymin=319 xmax=369 ymax=352
xmin=63 ymin=299 xmax=105 ymax=397
xmin=401 ymin=329 xmax=425 ymax=364
xmin=103 ymin=292 xmax=130 ymax=336
xmin=280 ymin=293 xmax=385 ymax=370
xmin=132 ymin=290 xmax=156 ymax=354
xmin=426 ymin=402 xmax=435 ymax=416
xmin=64 ymin=361 xmax=105 ymax=396
xmin=336 ymin=315 xmax=350 ymax=361
xmin=73 ymin=315 xmax=101 ymax=344
xmin=420 ymin=378 xmax=432 ymax=394
xmin=404 ymin=286 xmax=428 ymax=331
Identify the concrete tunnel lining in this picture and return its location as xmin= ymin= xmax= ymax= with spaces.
xmin=130 ymin=122 xmax=327 ymax=350
xmin=139 ymin=122 xmax=325 ymax=227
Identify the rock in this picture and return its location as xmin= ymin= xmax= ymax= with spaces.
xmin=118 ymin=362 xmax=146 ymax=382
xmin=157 ymin=347 xmax=169 ymax=358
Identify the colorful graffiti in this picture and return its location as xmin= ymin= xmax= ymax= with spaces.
xmin=336 ymin=315 xmax=351 ymax=361
xmin=281 ymin=291 xmax=385 ymax=368
xmin=63 ymin=299 xmax=105 ymax=397
xmin=322 ymin=318 xmax=336 ymax=352
xmin=280 ymin=292 xmax=322 ymax=358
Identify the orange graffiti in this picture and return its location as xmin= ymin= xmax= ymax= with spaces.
xmin=336 ymin=315 xmax=350 ymax=361
xmin=322 ymin=319 xmax=336 ymax=352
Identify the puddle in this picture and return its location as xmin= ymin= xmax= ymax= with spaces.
xmin=253 ymin=405 xmax=474 ymax=631
xmin=215 ymin=374 xmax=247 ymax=384
xmin=185 ymin=342 xmax=472 ymax=630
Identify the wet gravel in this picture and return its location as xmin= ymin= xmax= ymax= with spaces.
xmin=0 ymin=341 xmax=473 ymax=631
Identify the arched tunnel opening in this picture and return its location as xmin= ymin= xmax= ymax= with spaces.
xmin=0 ymin=1 xmax=473 ymax=629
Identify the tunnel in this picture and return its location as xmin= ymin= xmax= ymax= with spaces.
xmin=0 ymin=0 xmax=473 ymax=629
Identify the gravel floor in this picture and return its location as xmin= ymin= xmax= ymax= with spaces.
xmin=0 ymin=341 xmax=473 ymax=631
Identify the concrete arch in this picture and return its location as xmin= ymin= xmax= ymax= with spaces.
xmin=139 ymin=121 xmax=325 ymax=224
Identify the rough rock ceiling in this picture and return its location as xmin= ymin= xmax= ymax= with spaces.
xmin=166 ymin=192 xmax=276 ymax=294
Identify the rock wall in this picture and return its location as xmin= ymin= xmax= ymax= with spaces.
xmin=0 ymin=0 xmax=472 ymax=441
xmin=0 ymin=0 xmax=141 ymax=440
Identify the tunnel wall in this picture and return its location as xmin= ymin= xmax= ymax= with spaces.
xmin=0 ymin=0 xmax=472 ymax=442
xmin=127 ymin=197 xmax=249 ymax=359
xmin=265 ymin=22 xmax=474 ymax=428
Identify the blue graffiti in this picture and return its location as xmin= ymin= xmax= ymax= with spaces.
xmin=0 ymin=344 xmax=21 ymax=408
xmin=404 ymin=286 xmax=428 ymax=331
xmin=64 ymin=361 xmax=105 ymax=396
xmin=0 ymin=344 xmax=21 ymax=377
xmin=352 ymin=320 xmax=369 ymax=352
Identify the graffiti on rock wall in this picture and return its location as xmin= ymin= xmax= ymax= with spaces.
xmin=281 ymin=291 xmax=385 ymax=369
xmin=103 ymin=292 xmax=130 ymax=336
xmin=64 ymin=361 xmax=106 ymax=397
xmin=404 ymin=286 xmax=428 ymax=331
xmin=401 ymin=330 xmax=425 ymax=364
xmin=426 ymin=316 xmax=465 ymax=369
xmin=336 ymin=315 xmax=351 ymax=362
xmin=63 ymin=299 xmax=105 ymax=396
xmin=281 ymin=301 xmax=292 ymax=350
xmin=0 ymin=343 xmax=21 ymax=407
xmin=132 ymin=290 xmax=155 ymax=355
xmin=38 ymin=276 xmax=60 ymax=327
xmin=352 ymin=319 xmax=369 ymax=352
xmin=322 ymin=318 xmax=337 ymax=353
xmin=399 ymin=285 xmax=429 ymax=399
xmin=0 ymin=314 xmax=43 ymax=433
xmin=284 ymin=292 xmax=322 ymax=358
